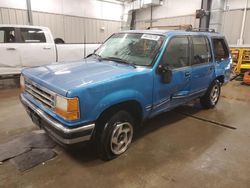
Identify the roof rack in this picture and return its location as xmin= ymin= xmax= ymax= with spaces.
xmin=147 ymin=24 xmax=193 ymax=31
xmin=186 ymin=27 xmax=216 ymax=33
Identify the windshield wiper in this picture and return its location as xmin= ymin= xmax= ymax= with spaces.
xmin=86 ymin=53 xmax=103 ymax=61
xmin=102 ymin=56 xmax=136 ymax=68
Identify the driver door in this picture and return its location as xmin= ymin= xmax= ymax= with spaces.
xmin=152 ymin=36 xmax=192 ymax=116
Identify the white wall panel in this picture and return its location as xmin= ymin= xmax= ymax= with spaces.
xmin=0 ymin=8 xmax=28 ymax=25
xmin=243 ymin=10 xmax=250 ymax=44
xmin=136 ymin=0 xmax=202 ymax=21
xmin=29 ymin=0 xmax=122 ymax=21
xmin=16 ymin=9 xmax=27 ymax=25
xmin=0 ymin=6 xmax=121 ymax=44
xmin=102 ymin=2 xmax=122 ymax=21
xmin=0 ymin=0 xmax=123 ymax=21
xmin=226 ymin=0 xmax=250 ymax=10
xmin=1 ymin=8 xmax=10 ymax=24
xmin=221 ymin=10 xmax=243 ymax=45
xmin=135 ymin=0 xmax=201 ymax=30
xmin=0 ymin=9 xmax=2 ymax=24
xmin=9 ymin=9 xmax=17 ymax=24
xmin=31 ymin=0 xmax=63 ymax=15
xmin=0 ymin=0 xmax=26 ymax=10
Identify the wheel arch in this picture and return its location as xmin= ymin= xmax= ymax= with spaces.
xmin=215 ymin=75 xmax=225 ymax=84
xmin=96 ymin=100 xmax=143 ymax=129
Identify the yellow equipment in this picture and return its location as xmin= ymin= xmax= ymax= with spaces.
xmin=230 ymin=47 xmax=250 ymax=75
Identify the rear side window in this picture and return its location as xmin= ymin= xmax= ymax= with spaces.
xmin=192 ymin=36 xmax=211 ymax=65
xmin=212 ymin=38 xmax=229 ymax=61
xmin=161 ymin=36 xmax=189 ymax=69
xmin=0 ymin=27 xmax=16 ymax=43
xmin=20 ymin=28 xmax=46 ymax=43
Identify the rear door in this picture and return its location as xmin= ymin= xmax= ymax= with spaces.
xmin=190 ymin=36 xmax=214 ymax=96
xmin=152 ymin=36 xmax=192 ymax=115
xmin=18 ymin=27 xmax=56 ymax=67
xmin=0 ymin=27 xmax=21 ymax=68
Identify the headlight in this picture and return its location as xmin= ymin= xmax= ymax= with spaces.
xmin=20 ymin=75 xmax=25 ymax=91
xmin=55 ymin=95 xmax=80 ymax=121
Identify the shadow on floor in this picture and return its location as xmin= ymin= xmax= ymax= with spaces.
xmin=64 ymin=100 xmax=224 ymax=165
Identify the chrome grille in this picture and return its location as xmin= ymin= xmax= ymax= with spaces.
xmin=24 ymin=78 xmax=56 ymax=109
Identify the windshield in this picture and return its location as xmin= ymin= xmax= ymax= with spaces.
xmin=95 ymin=33 xmax=165 ymax=66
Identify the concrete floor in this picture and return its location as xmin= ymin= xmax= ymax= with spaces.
xmin=0 ymin=81 xmax=250 ymax=188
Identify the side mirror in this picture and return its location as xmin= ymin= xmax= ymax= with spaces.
xmin=158 ymin=65 xmax=172 ymax=84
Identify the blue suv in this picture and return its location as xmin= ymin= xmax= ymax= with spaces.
xmin=20 ymin=30 xmax=232 ymax=160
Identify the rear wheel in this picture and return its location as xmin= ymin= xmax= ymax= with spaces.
xmin=200 ymin=80 xmax=221 ymax=109
xmin=95 ymin=110 xmax=134 ymax=160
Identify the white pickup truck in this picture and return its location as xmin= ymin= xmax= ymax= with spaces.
xmin=0 ymin=25 xmax=101 ymax=76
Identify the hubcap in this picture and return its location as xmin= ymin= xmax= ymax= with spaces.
xmin=110 ymin=122 xmax=133 ymax=155
xmin=210 ymin=84 xmax=219 ymax=104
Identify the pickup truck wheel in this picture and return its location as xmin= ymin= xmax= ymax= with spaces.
xmin=200 ymin=80 xmax=221 ymax=109
xmin=96 ymin=111 xmax=134 ymax=161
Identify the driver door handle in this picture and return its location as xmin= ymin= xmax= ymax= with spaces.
xmin=43 ymin=47 xmax=51 ymax=50
xmin=185 ymin=72 xmax=191 ymax=77
xmin=6 ymin=47 xmax=16 ymax=51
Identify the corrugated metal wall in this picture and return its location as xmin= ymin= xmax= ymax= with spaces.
xmin=0 ymin=7 xmax=121 ymax=43
xmin=221 ymin=9 xmax=250 ymax=45
xmin=0 ymin=7 xmax=28 ymax=24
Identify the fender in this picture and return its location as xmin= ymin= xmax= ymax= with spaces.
xmin=91 ymin=89 xmax=149 ymax=121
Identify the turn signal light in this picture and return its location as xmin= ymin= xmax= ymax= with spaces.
xmin=55 ymin=96 xmax=80 ymax=120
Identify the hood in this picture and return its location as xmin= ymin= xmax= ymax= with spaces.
xmin=22 ymin=58 xmax=142 ymax=96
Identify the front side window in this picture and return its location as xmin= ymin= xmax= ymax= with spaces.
xmin=161 ymin=36 xmax=189 ymax=69
xmin=212 ymin=38 xmax=229 ymax=61
xmin=192 ymin=36 xmax=211 ymax=65
xmin=95 ymin=33 xmax=164 ymax=66
xmin=20 ymin=28 xmax=46 ymax=43
xmin=0 ymin=27 xmax=16 ymax=43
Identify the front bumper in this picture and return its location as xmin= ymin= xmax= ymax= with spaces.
xmin=20 ymin=93 xmax=95 ymax=145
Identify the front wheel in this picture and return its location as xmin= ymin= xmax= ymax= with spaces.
xmin=200 ymin=80 xmax=221 ymax=109
xmin=95 ymin=111 xmax=134 ymax=161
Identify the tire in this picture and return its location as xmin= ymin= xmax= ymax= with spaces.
xmin=200 ymin=80 xmax=221 ymax=109
xmin=95 ymin=110 xmax=134 ymax=161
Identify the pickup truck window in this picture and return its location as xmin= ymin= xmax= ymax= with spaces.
xmin=212 ymin=38 xmax=229 ymax=61
xmin=0 ymin=30 xmax=4 ymax=43
xmin=161 ymin=36 xmax=189 ymax=69
xmin=20 ymin=28 xmax=46 ymax=43
xmin=0 ymin=27 xmax=16 ymax=43
xmin=96 ymin=33 xmax=164 ymax=66
xmin=192 ymin=36 xmax=211 ymax=65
